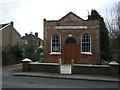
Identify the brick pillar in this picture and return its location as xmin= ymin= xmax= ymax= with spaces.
xmin=71 ymin=59 xmax=74 ymax=74
xmin=109 ymin=61 xmax=119 ymax=77
xmin=22 ymin=58 xmax=32 ymax=72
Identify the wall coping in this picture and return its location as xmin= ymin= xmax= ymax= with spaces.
xmin=22 ymin=58 xmax=32 ymax=62
xmin=109 ymin=61 xmax=119 ymax=65
xmin=30 ymin=62 xmax=59 ymax=65
xmin=73 ymin=64 xmax=110 ymax=67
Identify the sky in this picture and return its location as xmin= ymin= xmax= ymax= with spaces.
xmin=0 ymin=0 xmax=119 ymax=39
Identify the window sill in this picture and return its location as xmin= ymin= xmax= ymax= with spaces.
xmin=81 ymin=52 xmax=92 ymax=55
xmin=50 ymin=52 xmax=61 ymax=55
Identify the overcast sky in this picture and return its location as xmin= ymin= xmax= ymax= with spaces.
xmin=0 ymin=0 xmax=119 ymax=39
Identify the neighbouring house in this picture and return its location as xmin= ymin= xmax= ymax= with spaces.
xmin=44 ymin=12 xmax=100 ymax=64
xmin=21 ymin=32 xmax=43 ymax=48
xmin=0 ymin=21 xmax=21 ymax=49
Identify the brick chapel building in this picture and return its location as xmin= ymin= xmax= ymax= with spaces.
xmin=44 ymin=12 xmax=100 ymax=64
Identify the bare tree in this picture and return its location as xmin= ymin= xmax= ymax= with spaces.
xmin=105 ymin=1 xmax=120 ymax=62
xmin=116 ymin=1 xmax=120 ymax=29
xmin=105 ymin=1 xmax=120 ymax=38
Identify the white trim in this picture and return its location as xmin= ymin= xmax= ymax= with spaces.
xmin=59 ymin=35 xmax=61 ymax=52
xmin=30 ymin=62 xmax=59 ymax=65
xmin=0 ymin=23 xmax=11 ymax=31
xmin=81 ymin=52 xmax=92 ymax=55
xmin=51 ymin=36 xmax=52 ymax=53
xmin=109 ymin=61 xmax=119 ymax=65
xmin=50 ymin=52 xmax=61 ymax=55
xmin=81 ymin=35 xmax=82 ymax=52
xmin=55 ymin=26 xmax=87 ymax=29
xmin=73 ymin=64 xmax=110 ymax=67
xmin=69 ymin=34 xmax=72 ymax=37
xmin=22 ymin=58 xmax=32 ymax=62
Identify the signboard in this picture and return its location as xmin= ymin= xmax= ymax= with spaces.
xmin=55 ymin=26 xmax=87 ymax=29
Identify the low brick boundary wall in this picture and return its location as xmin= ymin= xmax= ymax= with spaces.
xmin=22 ymin=59 xmax=119 ymax=77
xmin=27 ymin=63 xmax=59 ymax=73
xmin=72 ymin=64 xmax=110 ymax=75
xmin=119 ymin=65 xmax=120 ymax=74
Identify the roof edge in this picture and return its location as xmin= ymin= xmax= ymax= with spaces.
xmin=0 ymin=23 xmax=11 ymax=31
xmin=58 ymin=12 xmax=84 ymax=21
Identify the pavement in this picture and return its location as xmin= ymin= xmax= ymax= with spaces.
xmin=3 ymin=63 xmax=120 ymax=82
xmin=12 ymin=72 xmax=120 ymax=82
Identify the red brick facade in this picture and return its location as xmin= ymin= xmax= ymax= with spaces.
xmin=44 ymin=12 xmax=100 ymax=64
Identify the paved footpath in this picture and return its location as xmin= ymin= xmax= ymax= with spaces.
xmin=2 ymin=63 xmax=22 ymax=75
xmin=2 ymin=63 xmax=120 ymax=82
xmin=12 ymin=72 xmax=119 ymax=82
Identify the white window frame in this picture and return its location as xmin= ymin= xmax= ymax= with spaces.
xmin=50 ymin=34 xmax=61 ymax=55
xmin=36 ymin=41 xmax=39 ymax=45
xmin=81 ymin=34 xmax=92 ymax=55
xmin=21 ymin=39 xmax=28 ymax=45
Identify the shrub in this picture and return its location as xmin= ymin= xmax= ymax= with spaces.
xmin=2 ymin=44 xmax=23 ymax=65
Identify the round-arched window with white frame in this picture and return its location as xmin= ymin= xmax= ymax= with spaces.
xmin=81 ymin=34 xmax=92 ymax=54
xmin=51 ymin=34 xmax=61 ymax=54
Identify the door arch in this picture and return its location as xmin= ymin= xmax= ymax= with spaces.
xmin=65 ymin=37 xmax=76 ymax=44
xmin=64 ymin=37 xmax=77 ymax=64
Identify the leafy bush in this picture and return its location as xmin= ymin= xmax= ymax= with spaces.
xmin=2 ymin=44 xmax=44 ymax=65
xmin=2 ymin=44 xmax=23 ymax=65
xmin=23 ymin=46 xmax=43 ymax=62
xmin=8 ymin=44 xmax=23 ymax=63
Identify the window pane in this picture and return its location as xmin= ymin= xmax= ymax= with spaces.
xmin=82 ymin=47 xmax=85 ymax=52
xmin=86 ymin=38 xmax=90 ymax=42
xmin=86 ymin=43 xmax=90 ymax=46
xmin=82 ymin=43 xmax=85 ymax=46
xmin=82 ymin=38 xmax=85 ymax=42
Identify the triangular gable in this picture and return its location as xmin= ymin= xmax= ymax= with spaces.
xmin=59 ymin=12 xmax=83 ymax=22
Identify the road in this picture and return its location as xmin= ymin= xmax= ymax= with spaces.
xmin=2 ymin=64 xmax=119 ymax=89
xmin=2 ymin=75 xmax=119 ymax=88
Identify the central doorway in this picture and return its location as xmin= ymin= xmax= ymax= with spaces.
xmin=64 ymin=37 xmax=77 ymax=64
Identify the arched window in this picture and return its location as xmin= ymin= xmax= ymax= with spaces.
xmin=51 ymin=34 xmax=61 ymax=53
xmin=81 ymin=34 xmax=91 ymax=53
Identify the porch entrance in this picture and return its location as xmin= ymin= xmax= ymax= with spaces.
xmin=64 ymin=37 xmax=77 ymax=64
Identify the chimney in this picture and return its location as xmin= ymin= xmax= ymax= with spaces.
xmin=35 ymin=32 xmax=38 ymax=37
xmin=10 ymin=21 xmax=13 ymax=26
xmin=25 ymin=33 xmax=27 ymax=36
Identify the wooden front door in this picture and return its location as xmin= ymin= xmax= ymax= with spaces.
xmin=64 ymin=37 xmax=77 ymax=64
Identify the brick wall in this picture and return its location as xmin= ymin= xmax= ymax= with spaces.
xmin=44 ymin=12 xmax=100 ymax=64
xmin=28 ymin=63 xmax=59 ymax=73
xmin=72 ymin=64 xmax=110 ymax=75
xmin=22 ymin=62 xmax=119 ymax=76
